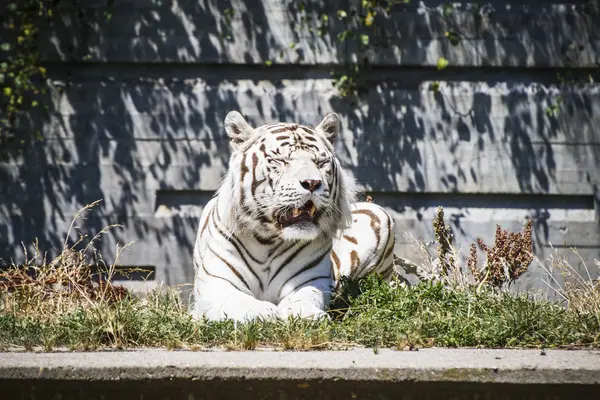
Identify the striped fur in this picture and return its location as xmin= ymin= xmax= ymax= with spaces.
xmin=192 ymin=111 xmax=395 ymax=322
xmin=331 ymin=201 xmax=396 ymax=288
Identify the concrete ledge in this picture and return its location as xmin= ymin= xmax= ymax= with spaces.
xmin=1 ymin=349 xmax=600 ymax=399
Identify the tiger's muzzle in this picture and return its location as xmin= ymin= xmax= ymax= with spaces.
xmin=276 ymin=200 xmax=318 ymax=228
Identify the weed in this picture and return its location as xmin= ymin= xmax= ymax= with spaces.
xmin=469 ymin=221 xmax=534 ymax=288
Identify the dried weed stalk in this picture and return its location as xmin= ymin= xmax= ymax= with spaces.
xmin=432 ymin=206 xmax=455 ymax=277
xmin=468 ymin=221 xmax=534 ymax=289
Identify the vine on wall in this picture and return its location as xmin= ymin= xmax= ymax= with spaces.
xmin=0 ymin=1 xmax=53 ymax=156
xmin=0 ymin=0 xmax=113 ymax=158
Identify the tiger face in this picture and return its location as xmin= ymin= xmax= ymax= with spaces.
xmin=220 ymin=111 xmax=355 ymax=242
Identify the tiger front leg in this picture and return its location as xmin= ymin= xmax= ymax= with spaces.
xmin=276 ymin=278 xmax=332 ymax=320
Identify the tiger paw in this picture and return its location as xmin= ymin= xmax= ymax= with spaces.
xmin=277 ymin=303 xmax=330 ymax=321
xmin=240 ymin=302 xmax=279 ymax=322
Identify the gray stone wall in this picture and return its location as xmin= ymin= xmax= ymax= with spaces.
xmin=1 ymin=0 xmax=599 ymax=294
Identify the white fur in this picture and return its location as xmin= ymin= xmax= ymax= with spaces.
xmin=191 ymin=112 xmax=395 ymax=322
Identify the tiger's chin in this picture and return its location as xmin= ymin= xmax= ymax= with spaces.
xmin=280 ymin=223 xmax=321 ymax=241
xmin=275 ymin=200 xmax=323 ymax=241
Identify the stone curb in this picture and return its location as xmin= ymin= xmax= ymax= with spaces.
xmin=1 ymin=348 xmax=600 ymax=384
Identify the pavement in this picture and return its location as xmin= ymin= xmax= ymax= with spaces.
xmin=1 ymin=348 xmax=600 ymax=399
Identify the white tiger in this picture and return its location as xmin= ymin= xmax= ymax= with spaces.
xmin=191 ymin=111 xmax=395 ymax=322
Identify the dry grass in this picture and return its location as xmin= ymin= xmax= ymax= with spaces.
xmin=396 ymin=231 xmax=471 ymax=289
xmin=541 ymin=249 xmax=600 ymax=324
xmin=0 ymin=201 xmax=133 ymax=319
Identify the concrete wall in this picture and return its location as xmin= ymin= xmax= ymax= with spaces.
xmin=1 ymin=0 xmax=599 ymax=293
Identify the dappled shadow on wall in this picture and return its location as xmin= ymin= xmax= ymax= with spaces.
xmin=0 ymin=0 xmax=599 ymax=287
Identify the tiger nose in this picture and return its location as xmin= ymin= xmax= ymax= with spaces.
xmin=300 ymin=179 xmax=322 ymax=192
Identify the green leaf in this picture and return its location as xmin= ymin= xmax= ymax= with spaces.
xmin=443 ymin=3 xmax=454 ymax=16
xmin=0 ymin=43 xmax=11 ymax=52
xmin=289 ymin=42 xmax=296 ymax=49
xmin=429 ymin=81 xmax=441 ymax=93
xmin=322 ymin=14 xmax=329 ymax=22
xmin=3 ymin=87 xmax=12 ymax=96
xmin=264 ymin=60 xmax=272 ymax=66
xmin=364 ymin=12 xmax=374 ymax=27
xmin=31 ymin=100 xmax=38 ymax=107
xmin=437 ymin=57 xmax=449 ymax=70
xmin=360 ymin=34 xmax=369 ymax=46
xmin=445 ymin=31 xmax=461 ymax=46
xmin=337 ymin=10 xmax=347 ymax=19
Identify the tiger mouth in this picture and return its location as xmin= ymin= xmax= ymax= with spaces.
xmin=277 ymin=201 xmax=317 ymax=228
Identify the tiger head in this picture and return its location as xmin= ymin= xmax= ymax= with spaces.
xmin=218 ymin=111 xmax=356 ymax=242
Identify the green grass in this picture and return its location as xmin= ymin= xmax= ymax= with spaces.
xmin=1 ymin=275 xmax=598 ymax=351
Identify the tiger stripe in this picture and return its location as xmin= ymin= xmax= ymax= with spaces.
xmin=268 ymin=241 xmax=312 ymax=284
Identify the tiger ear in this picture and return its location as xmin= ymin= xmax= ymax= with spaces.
xmin=224 ymin=111 xmax=255 ymax=150
xmin=315 ymin=113 xmax=341 ymax=143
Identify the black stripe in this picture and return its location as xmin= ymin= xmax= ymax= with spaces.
xmin=253 ymin=233 xmax=276 ymax=245
xmin=211 ymin=214 xmax=261 ymax=264
xmin=375 ymin=213 xmax=395 ymax=268
xmin=355 ymin=212 xmax=394 ymax=278
xmin=330 ymin=161 xmax=339 ymax=201
xmin=268 ymin=241 xmax=311 ymax=284
xmin=278 ymin=248 xmax=331 ymax=295
xmin=300 ymin=126 xmax=315 ymax=135
xmin=251 ymin=153 xmax=266 ymax=196
xmin=239 ymin=153 xmax=249 ymax=208
xmin=201 ymin=261 xmax=247 ymax=294
xmin=209 ymin=211 xmax=264 ymax=292
xmin=268 ymin=240 xmax=290 ymax=258
xmin=213 ymin=251 xmax=252 ymax=293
